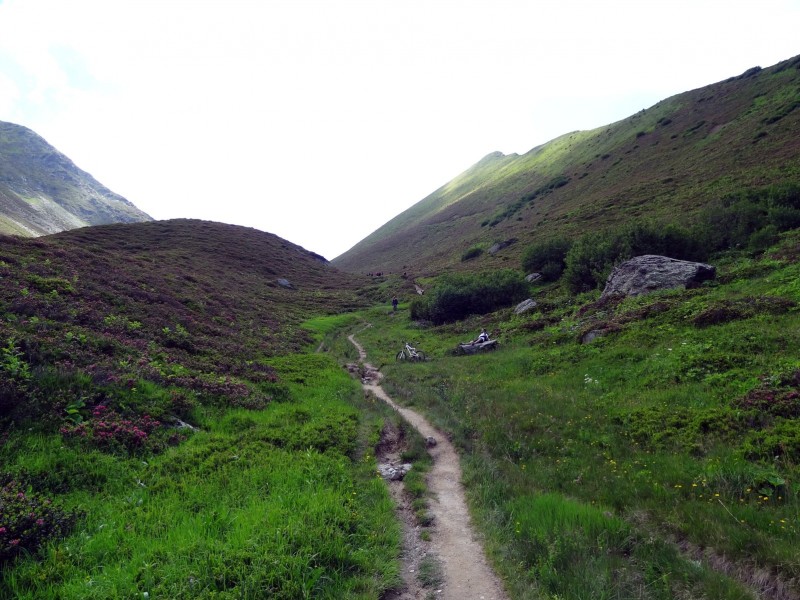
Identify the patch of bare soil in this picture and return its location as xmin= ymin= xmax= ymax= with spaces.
xmin=348 ymin=333 xmax=507 ymax=600
xmin=375 ymin=418 xmax=436 ymax=600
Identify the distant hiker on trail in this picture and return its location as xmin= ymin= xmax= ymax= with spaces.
xmin=466 ymin=328 xmax=490 ymax=345
xmin=391 ymin=296 xmax=399 ymax=311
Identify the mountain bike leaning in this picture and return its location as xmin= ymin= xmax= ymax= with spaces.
xmin=396 ymin=341 xmax=426 ymax=362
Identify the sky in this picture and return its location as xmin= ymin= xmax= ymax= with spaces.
xmin=1 ymin=1 xmax=799 ymax=259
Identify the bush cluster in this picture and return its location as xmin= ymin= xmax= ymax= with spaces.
xmin=521 ymin=238 xmax=573 ymax=282
xmin=410 ymin=269 xmax=528 ymax=324
xmin=524 ymin=183 xmax=800 ymax=293
xmin=0 ymin=476 xmax=82 ymax=563
xmin=461 ymin=246 xmax=484 ymax=261
xmin=562 ymin=222 xmax=705 ymax=292
xmin=60 ymin=404 xmax=165 ymax=455
xmin=697 ymin=183 xmax=800 ymax=252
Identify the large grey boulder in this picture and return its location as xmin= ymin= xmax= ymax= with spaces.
xmin=514 ymin=298 xmax=538 ymax=314
xmin=601 ymin=255 xmax=715 ymax=299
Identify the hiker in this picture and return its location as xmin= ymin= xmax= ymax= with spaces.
xmin=467 ymin=328 xmax=490 ymax=345
xmin=391 ymin=296 xmax=399 ymax=311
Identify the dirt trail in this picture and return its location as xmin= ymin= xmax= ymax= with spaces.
xmin=348 ymin=334 xmax=507 ymax=600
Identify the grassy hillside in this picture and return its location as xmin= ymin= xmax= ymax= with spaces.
xmin=333 ymin=55 xmax=800 ymax=276
xmin=0 ymin=220 xmax=413 ymax=598
xmin=343 ymin=229 xmax=800 ymax=599
xmin=0 ymin=120 xmax=152 ymax=237
xmin=3 ymin=52 xmax=800 ymax=600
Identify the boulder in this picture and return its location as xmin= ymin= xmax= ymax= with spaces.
xmin=514 ymin=298 xmax=538 ymax=314
xmin=525 ymin=273 xmax=542 ymax=283
xmin=581 ymin=330 xmax=605 ymax=344
xmin=601 ymin=255 xmax=715 ymax=299
xmin=488 ymin=238 xmax=517 ymax=255
xmin=276 ymin=278 xmax=293 ymax=289
xmin=378 ymin=463 xmax=413 ymax=481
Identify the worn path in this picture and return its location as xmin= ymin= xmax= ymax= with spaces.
xmin=348 ymin=334 xmax=507 ymax=600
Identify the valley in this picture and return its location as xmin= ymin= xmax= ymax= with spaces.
xmin=2 ymin=54 xmax=800 ymax=600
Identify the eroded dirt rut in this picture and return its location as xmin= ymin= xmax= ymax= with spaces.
xmin=348 ymin=334 xmax=507 ymax=600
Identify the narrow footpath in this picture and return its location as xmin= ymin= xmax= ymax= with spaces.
xmin=348 ymin=334 xmax=508 ymax=600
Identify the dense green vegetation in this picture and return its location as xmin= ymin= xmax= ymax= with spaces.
xmin=0 ymin=221 xmax=411 ymax=599
xmin=1 ymin=355 xmax=400 ymax=599
xmin=342 ymin=229 xmax=800 ymax=599
xmin=521 ymin=237 xmax=573 ymax=282
xmin=2 ymin=219 xmax=799 ymax=599
xmin=518 ymin=183 xmax=800 ymax=293
xmin=409 ymin=269 xmax=528 ymax=324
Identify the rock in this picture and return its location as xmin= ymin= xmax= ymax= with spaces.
xmin=600 ymin=255 xmax=716 ymax=299
xmin=345 ymin=363 xmax=360 ymax=376
xmin=514 ymin=298 xmax=538 ymax=314
xmin=581 ymin=330 xmax=605 ymax=344
xmin=425 ymin=436 xmax=437 ymax=448
xmin=378 ymin=462 xmax=413 ymax=481
xmin=276 ymin=278 xmax=293 ymax=289
xmin=488 ymin=238 xmax=517 ymax=255
xmin=525 ymin=273 xmax=542 ymax=283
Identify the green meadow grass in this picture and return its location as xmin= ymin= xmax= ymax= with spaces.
xmin=1 ymin=353 xmax=401 ymax=600
xmin=342 ymin=243 xmax=800 ymax=599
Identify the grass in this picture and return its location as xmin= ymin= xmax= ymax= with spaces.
xmin=340 ymin=232 xmax=800 ymax=599
xmin=1 ymin=353 xmax=401 ymax=599
xmin=0 ymin=222 xmax=407 ymax=598
xmin=2 ymin=184 xmax=800 ymax=598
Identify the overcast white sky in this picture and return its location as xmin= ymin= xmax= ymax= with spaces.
xmin=1 ymin=0 xmax=799 ymax=259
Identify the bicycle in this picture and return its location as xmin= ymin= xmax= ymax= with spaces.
xmin=396 ymin=342 xmax=426 ymax=362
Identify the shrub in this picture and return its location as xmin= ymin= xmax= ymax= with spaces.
xmin=562 ymin=231 xmax=631 ymax=293
xmin=410 ymin=269 xmax=528 ymax=324
xmin=461 ymin=246 xmax=484 ymax=261
xmin=521 ymin=238 xmax=573 ymax=281
xmin=1 ymin=338 xmax=30 ymax=382
xmin=0 ymin=475 xmax=82 ymax=563
xmin=562 ymin=222 xmax=706 ymax=292
xmin=60 ymin=404 xmax=166 ymax=455
xmin=693 ymin=183 xmax=800 ymax=254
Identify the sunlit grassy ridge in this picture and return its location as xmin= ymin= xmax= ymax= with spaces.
xmin=333 ymin=55 xmax=800 ymax=276
xmin=343 ymin=231 xmax=800 ymax=599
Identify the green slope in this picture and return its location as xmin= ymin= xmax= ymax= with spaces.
xmin=333 ymin=55 xmax=800 ymax=276
xmin=0 ymin=220 xmax=407 ymax=598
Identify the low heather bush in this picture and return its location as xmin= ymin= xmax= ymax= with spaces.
xmin=60 ymin=404 xmax=164 ymax=455
xmin=0 ymin=475 xmax=82 ymax=563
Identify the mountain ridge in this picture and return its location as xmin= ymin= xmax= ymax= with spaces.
xmin=333 ymin=55 xmax=800 ymax=275
xmin=0 ymin=120 xmax=152 ymax=236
